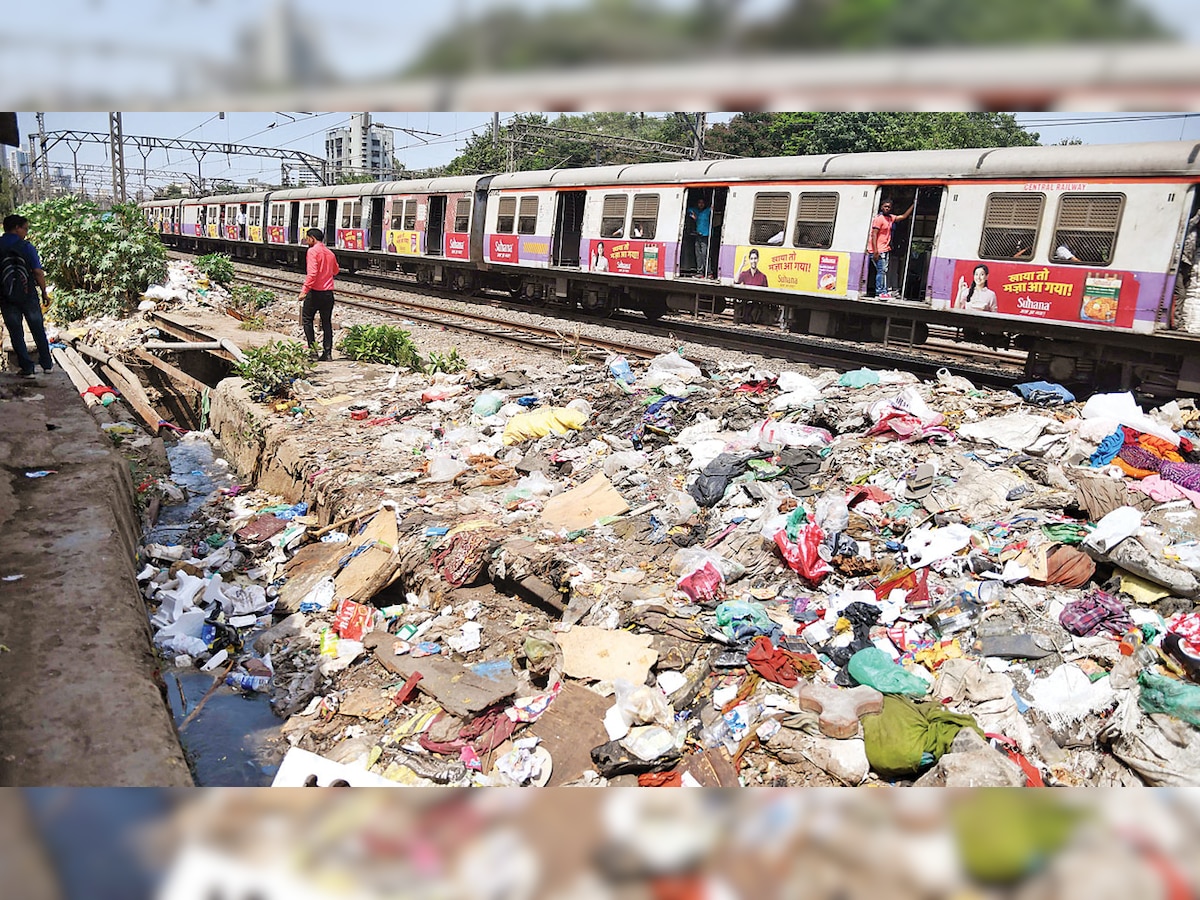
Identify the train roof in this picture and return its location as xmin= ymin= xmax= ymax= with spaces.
xmin=485 ymin=140 xmax=1200 ymax=188
xmin=268 ymin=175 xmax=484 ymax=202
xmin=201 ymin=191 xmax=271 ymax=205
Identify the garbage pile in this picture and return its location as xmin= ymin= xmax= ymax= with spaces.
xmin=147 ymin=347 xmax=1200 ymax=787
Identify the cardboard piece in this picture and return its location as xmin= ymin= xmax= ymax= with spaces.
xmin=540 ymin=473 xmax=628 ymax=532
xmin=558 ymin=626 xmax=658 ymax=684
xmin=680 ymin=747 xmax=741 ymax=787
xmin=529 ymin=682 xmax=611 ymax=786
xmin=338 ymin=687 xmax=395 ymax=721
xmin=235 ymin=514 xmax=288 ymax=543
xmin=334 ymin=509 xmax=399 ymax=604
xmin=276 ymin=540 xmax=346 ymax=613
xmin=363 ymin=632 xmax=517 ymax=718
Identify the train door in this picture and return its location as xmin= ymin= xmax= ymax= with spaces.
xmin=368 ymin=197 xmax=385 ymax=251
xmin=427 ymin=196 xmax=446 ymax=256
xmin=324 ymin=199 xmax=338 ymax=244
xmin=552 ymin=191 xmax=585 ymax=267
xmin=865 ymin=185 xmax=945 ymax=300
xmin=288 ymin=203 xmax=300 ymax=244
xmin=680 ymin=186 xmax=726 ymax=278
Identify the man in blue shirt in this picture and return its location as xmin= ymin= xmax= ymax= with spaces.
xmin=0 ymin=214 xmax=53 ymax=376
xmin=686 ymin=196 xmax=712 ymax=278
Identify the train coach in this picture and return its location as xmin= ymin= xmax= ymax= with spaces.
xmin=144 ymin=140 xmax=1200 ymax=396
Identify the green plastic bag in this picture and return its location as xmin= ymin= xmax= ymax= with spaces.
xmin=784 ymin=506 xmax=808 ymax=542
xmin=1138 ymin=668 xmax=1200 ymax=727
xmin=848 ymin=647 xmax=930 ymax=696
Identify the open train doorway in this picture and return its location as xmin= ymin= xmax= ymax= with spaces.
xmin=866 ymin=185 xmax=945 ymax=301
xmin=427 ymin=196 xmax=446 ymax=257
xmin=553 ymin=191 xmax=585 ymax=267
xmin=288 ymin=202 xmax=300 ymax=244
xmin=368 ymin=197 xmax=385 ymax=251
xmin=680 ymin=186 xmax=727 ymax=278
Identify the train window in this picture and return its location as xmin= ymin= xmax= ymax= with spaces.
xmin=1052 ymin=193 xmax=1124 ymax=265
xmin=249 ymin=207 xmax=261 ymax=226
xmin=792 ymin=192 xmax=838 ymax=249
xmin=600 ymin=194 xmax=626 ymax=238
xmin=497 ymin=197 xmax=516 ymax=233
xmin=403 ymin=200 xmax=417 ymax=230
xmin=751 ymin=192 xmax=790 ymax=245
xmin=518 ymin=196 xmax=539 ymax=234
xmin=631 ymin=194 xmax=658 ymax=240
xmin=980 ymin=193 xmax=1044 ymax=260
xmin=341 ymin=201 xmax=362 ymax=229
xmin=390 ymin=199 xmax=405 ymax=231
xmin=454 ymin=198 xmax=470 ymax=233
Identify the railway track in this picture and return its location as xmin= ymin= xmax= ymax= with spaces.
xmin=173 ymin=251 xmax=1028 ymax=387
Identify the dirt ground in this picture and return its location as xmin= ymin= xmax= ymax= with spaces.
xmin=0 ymin=368 xmax=191 ymax=786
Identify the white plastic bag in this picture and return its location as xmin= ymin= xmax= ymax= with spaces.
xmin=1083 ymin=505 xmax=1143 ymax=554
xmin=424 ymin=453 xmax=469 ymax=483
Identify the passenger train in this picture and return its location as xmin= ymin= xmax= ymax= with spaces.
xmin=142 ymin=140 xmax=1200 ymax=397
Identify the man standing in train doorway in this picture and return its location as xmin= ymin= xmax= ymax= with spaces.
xmin=686 ymin=195 xmax=712 ymax=278
xmin=868 ymin=198 xmax=914 ymax=300
xmin=298 ymin=228 xmax=340 ymax=361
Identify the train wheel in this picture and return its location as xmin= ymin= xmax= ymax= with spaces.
xmin=507 ymin=276 xmax=525 ymax=300
xmin=711 ymin=297 xmax=727 ymax=315
xmin=643 ymin=296 xmax=668 ymax=321
xmin=581 ymin=291 xmax=615 ymax=317
xmin=746 ymin=301 xmax=777 ymax=326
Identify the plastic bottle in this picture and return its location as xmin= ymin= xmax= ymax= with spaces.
xmin=1118 ymin=627 xmax=1144 ymax=657
xmin=225 ymin=672 xmax=271 ymax=692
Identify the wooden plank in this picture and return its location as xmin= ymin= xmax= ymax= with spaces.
xmin=362 ymin=632 xmax=517 ymax=718
xmin=528 ymin=682 xmax=610 ymax=787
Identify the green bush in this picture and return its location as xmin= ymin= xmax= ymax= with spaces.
xmin=195 ymin=253 xmax=234 ymax=287
xmin=337 ymin=324 xmax=423 ymax=369
xmin=19 ymin=197 xmax=167 ymax=321
xmin=231 ymin=284 xmax=275 ymax=310
xmin=234 ymin=340 xmax=314 ymax=396
xmin=426 ymin=348 xmax=467 ymax=374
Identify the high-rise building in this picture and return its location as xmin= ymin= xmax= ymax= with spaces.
xmin=325 ymin=114 xmax=394 ymax=181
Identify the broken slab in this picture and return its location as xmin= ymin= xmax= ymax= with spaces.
xmin=540 ymin=473 xmax=628 ymax=532
xmin=362 ymin=632 xmax=517 ymax=718
xmin=334 ymin=509 xmax=401 ymax=604
xmin=798 ymin=682 xmax=884 ymax=739
xmin=558 ymin=626 xmax=658 ymax=684
xmin=765 ymin=729 xmax=870 ymax=786
xmin=912 ymin=727 xmax=1026 ymax=787
xmin=680 ymin=747 xmax=741 ymax=787
xmin=276 ymin=540 xmax=346 ymax=613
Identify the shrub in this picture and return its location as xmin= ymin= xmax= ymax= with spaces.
xmin=337 ymin=324 xmax=423 ymax=369
xmin=234 ymin=340 xmax=314 ymax=396
xmin=195 ymin=253 xmax=234 ymax=287
xmin=426 ymin=348 xmax=467 ymax=374
xmin=19 ymin=197 xmax=167 ymax=321
xmin=230 ymin=284 xmax=275 ymax=311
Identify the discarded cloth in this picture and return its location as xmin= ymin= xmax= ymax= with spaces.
xmin=1089 ymin=428 xmax=1126 ymax=467
xmin=746 ymin=636 xmax=821 ymax=688
xmin=861 ymin=694 xmax=983 ymax=779
xmin=1015 ymin=381 xmax=1075 ymax=405
xmin=1058 ymin=589 xmax=1134 ymax=637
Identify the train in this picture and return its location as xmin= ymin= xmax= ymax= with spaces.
xmin=141 ymin=140 xmax=1200 ymax=397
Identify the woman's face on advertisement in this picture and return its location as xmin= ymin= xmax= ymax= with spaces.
xmin=973 ymin=266 xmax=988 ymax=286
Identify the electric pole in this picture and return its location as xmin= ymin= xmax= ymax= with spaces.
xmin=109 ymin=112 xmax=126 ymax=204
xmin=35 ymin=112 xmax=49 ymax=200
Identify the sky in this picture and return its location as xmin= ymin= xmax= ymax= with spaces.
xmin=5 ymin=0 xmax=1196 ymax=106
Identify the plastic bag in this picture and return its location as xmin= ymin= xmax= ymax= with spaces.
xmin=814 ymin=490 xmax=850 ymax=534
xmin=847 ymin=647 xmax=930 ymax=696
xmin=613 ymin=679 xmax=674 ymax=729
xmin=669 ymin=547 xmax=746 ymax=583
xmin=1138 ymin=669 xmax=1200 ymax=727
xmin=661 ymin=488 xmax=700 ymax=526
xmin=645 ymin=351 xmax=702 ymax=383
xmin=299 ymin=575 xmax=336 ymax=612
xmin=514 ymin=470 xmax=559 ymax=498
xmin=472 ymin=391 xmax=504 ymax=417
xmin=603 ymin=450 xmax=648 ymax=479
xmin=1082 ymin=505 xmax=1142 ymax=554
xmin=501 ymin=407 xmax=587 ymax=445
xmin=424 ymin=453 xmax=469 ymax=483
xmin=773 ymin=524 xmax=830 ymax=583
xmin=608 ymin=355 xmax=635 ymax=384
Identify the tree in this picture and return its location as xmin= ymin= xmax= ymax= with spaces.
xmin=706 ymin=113 xmax=1040 ymax=157
xmin=0 ymin=163 xmax=14 ymax=219
xmin=153 ymin=183 xmax=186 ymax=200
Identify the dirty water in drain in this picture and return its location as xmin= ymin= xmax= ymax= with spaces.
xmin=144 ymin=435 xmax=286 ymax=786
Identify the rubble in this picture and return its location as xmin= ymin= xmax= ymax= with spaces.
xmin=122 ymin=258 xmax=1200 ymax=787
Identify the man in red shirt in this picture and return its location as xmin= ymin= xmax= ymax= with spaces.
xmin=867 ymin=199 xmax=914 ymax=300
xmin=298 ymin=228 xmax=340 ymax=360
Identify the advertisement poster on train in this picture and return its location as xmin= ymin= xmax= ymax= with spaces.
xmin=207 ymin=224 xmax=219 ymax=239
xmin=489 ymin=234 xmax=519 ymax=264
xmin=947 ymin=260 xmax=1137 ymax=328
xmin=268 ymin=225 xmax=286 ymax=244
xmin=386 ymin=230 xmax=421 ymax=255
xmin=587 ymin=240 xmax=665 ymax=277
xmin=248 ymin=226 xmax=262 ymax=244
xmin=339 ymin=229 xmax=365 ymax=251
xmin=733 ymin=247 xmax=848 ymax=294
xmin=445 ymin=232 xmax=470 ymax=260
